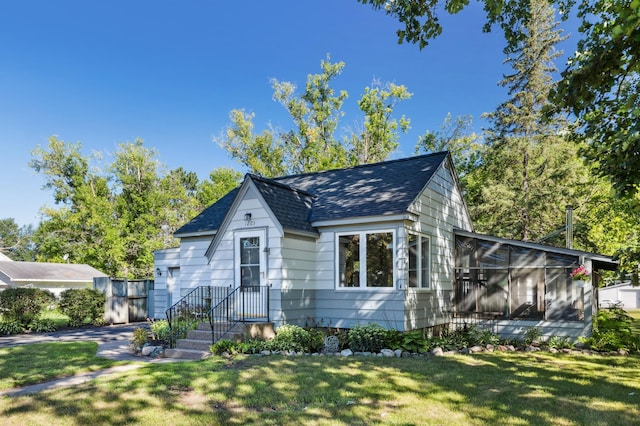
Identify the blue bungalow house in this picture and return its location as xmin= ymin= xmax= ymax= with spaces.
xmin=153 ymin=152 xmax=616 ymax=341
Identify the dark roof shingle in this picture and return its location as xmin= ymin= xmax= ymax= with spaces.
xmin=175 ymin=152 xmax=449 ymax=236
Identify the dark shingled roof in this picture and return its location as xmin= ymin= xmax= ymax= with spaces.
xmin=0 ymin=261 xmax=108 ymax=282
xmin=175 ymin=152 xmax=449 ymax=236
xmin=175 ymin=188 xmax=239 ymax=235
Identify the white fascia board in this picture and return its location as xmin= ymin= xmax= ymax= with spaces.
xmin=311 ymin=213 xmax=416 ymax=228
xmin=173 ymin=230 xmax=217 ymax=239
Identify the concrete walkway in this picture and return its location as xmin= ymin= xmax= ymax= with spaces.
xmin=0 ymin=323 xmax=185 ymax=398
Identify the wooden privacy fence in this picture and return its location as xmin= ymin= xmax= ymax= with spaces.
xmin=93 ymin=277 xmax=154 ymax=324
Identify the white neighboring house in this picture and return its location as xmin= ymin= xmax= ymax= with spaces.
xmin=599 ymin=282 xmax=640 ymax=309
xmin=153 ymin=152 xmax=617 ymax=338
xmin=0 ymin=259 xmax=108 ymax=297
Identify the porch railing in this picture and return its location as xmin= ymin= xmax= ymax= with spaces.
xmin=165 ymin=285 xmax=270 ymax=348
xmin=165 ymin=286 xmax=230 ymax=348
xmin=209 ymin=285 xmax=271 ymax=342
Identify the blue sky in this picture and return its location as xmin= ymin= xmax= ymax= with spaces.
xmin=1 ymin=1 xmax=578 ymax=227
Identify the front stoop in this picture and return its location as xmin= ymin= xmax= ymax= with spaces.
xmin=164 ymin=322 xmax=275 ymax=360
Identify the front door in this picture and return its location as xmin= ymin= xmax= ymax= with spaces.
xmin=235 ymin=230 xmax=268 ymax=320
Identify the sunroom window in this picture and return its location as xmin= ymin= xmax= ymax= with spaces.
xmin=338 ymin=231 xmax=394 ymax=288
xmin=408 ymin=233 xmax=430 ymax=288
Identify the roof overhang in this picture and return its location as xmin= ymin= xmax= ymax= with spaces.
xmin=312 ymin=213 xmax=416 ymax=228
xmin=454 ymin=229 xmax=619 ymax=270
xmin=173 ymin=230 xmax=217 ymax=239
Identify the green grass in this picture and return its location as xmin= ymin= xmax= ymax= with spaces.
xmin=629 ymin=309 xmax=640 ymax=335
xmin=0 ymin=342 xmax=121 ymax=390
xmin=0 ymin=346 xmax=639 ymax=425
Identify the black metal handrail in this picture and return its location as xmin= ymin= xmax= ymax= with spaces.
xmin=165 ymin=286 xmax=231 ymax=348
xmin=208 ymin=285 xmax=271 ymax=343
xmin=166 ymin=284 xmax=271 ymax=347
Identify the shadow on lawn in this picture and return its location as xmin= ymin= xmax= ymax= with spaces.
xmin=1 ymin=353 xmax=639 ymax=425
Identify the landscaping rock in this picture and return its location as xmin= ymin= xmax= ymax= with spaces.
xmin=394 ymin=349 xmax=403 ymax=357
xmin=380 ymin=349 xmax=395 ymax=357
xmin=340 ymin=349 xmax=353 ymax=357
xmin=432 ymin=347 xmax=444 ymax=356
xmin=469 ymin=345 xmax=483 ymax=353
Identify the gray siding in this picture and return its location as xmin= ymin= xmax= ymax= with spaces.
xmin=404 ymin=289 xmax=453 ymax=330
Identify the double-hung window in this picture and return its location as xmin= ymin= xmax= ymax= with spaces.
xmin=408 ymin=233 xmax=430 ymax=289
xmin=338 ymin=231 xmax=395 ymax=288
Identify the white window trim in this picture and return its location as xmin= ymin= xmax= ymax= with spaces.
xmin=408 ymin=232 xmax=431 ymax=290
xmin=335 ymin=229 xmax=397 ymax=290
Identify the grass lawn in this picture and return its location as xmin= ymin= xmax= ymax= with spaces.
xmin=0 ymin=342 xmax=121 ymax=391
xmin=0 ymin=346 xmax=639 ymax=425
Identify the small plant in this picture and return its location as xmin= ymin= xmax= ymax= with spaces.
xmin=524 ymin=327 xmax=542 ymax=345
xmin=149 ymin=319 xmax=171 ymax=343
xmin=28 ymin=318 xmax=58 ymax=333
xmin=388 ymin=330 xmax=429 ymax=353
xmin=131 ymin=327 xmax=149 ymax=349
xmin=348 ymin=323 xmax=389 ymax=353
xmin=570 ymin=264 xmax=590 ymax=281
xmin=0 ymin=319 xmax=24 ymax=335
xmin=211 ymin=339 xmax=239 ymax=355
xmin=546 ymin=335 xmax=574 ymax=350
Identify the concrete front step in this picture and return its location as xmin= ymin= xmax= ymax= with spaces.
xmin=176 ymin=338 xmax=213 ymax=351
xmin=164 ymin=347 xmax=211 ymax=360
xmin=165 ymin=321 xmax=276 ymax=360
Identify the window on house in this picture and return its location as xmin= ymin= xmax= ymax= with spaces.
xmin=408 ymin=233 xmax=431 ymax=288
xmin=338 ymin=231 xmax=394 ymax=288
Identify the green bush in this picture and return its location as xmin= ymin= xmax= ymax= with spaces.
xmin=58 ymin=288 xmax=105 ymax=326
xmin=348 ymin=323 xmax=389 ymax=353
xmin=0 ymin=288 xmax=57 ymax=327
xmin=150 ymin=319 xmax=170 ymax=343
xmin=270 ymin=324 xmax=312 ymax=352
xmin=131 ymin=327 xmax=149 ymax=348
xmin=211 ymin=339 xmax=239 ymax=355
xmin=388 ymin=330 xmax=429 ymax=353
xmin=0 ymin=319 xmax=24 ymax=335
xmin=581 ymin=308 xmax=639 ymax=353
xmin=545 ymin=335 xmax=574 ymax=350
xmin=28 ymin=318 xmax=58 ymax=333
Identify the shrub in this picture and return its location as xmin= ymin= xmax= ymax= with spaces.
xmin=149 ymin=319 xmax=171 ymax=344
xmin=0 ymin=319 xmax=24 ymax=335
xmin=131 ymin=327 xmax=149 ymax=348
xmin=28 ymin=318 xmax=58 ymax=333
xmin=546 ymin=335 xmax=574 ymax=350
xmin=581 ymin=308 xmax=638 ymax=353
xmin=348 ymin=323 xmax=389 ymax=353
xmin=270 ymin=324 xmax=312 ymax=352
xmin=388 ymin=329 xmax=429 ymax=353
xmin=0 ymin=288 xmax=57 ymax=327
xmin=211 ymin=339 xmax=240 ymax=355
xmin=59 ymin=288 xmax=106 ymax=326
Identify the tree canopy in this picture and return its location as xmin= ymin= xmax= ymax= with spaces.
xmin=359 ymin=0 xmax=640 ymax=197
xmin=217 ymin=55 xmax=412 ymax=176
xmin=29 ymin=136 xmax=240 ymax=278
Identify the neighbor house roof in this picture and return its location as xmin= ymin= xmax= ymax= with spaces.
xmin=0 ymin=261 xmax=108 ymax=283
xmin=175 ymin=151 xmax=450 ymax=237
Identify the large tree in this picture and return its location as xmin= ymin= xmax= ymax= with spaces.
xmin=0 ymin=218 xmax=35 ymax=261
xmin=359 ymin=0 xmax=640 ymax=196
xmin=470 ymin=0 xmax=589 ymax=242
xmin=217 ymin=56 xmax=412 ymax=176
xmin=30 ymin=136 xmax=237 ymax=277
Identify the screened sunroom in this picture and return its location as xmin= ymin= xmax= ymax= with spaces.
xmin=453 ymin=230 xmax=618 ymax=338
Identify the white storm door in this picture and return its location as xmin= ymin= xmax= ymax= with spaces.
xmin=235 ymin=229 xmax=267 ymax=320
xmin=236 ymin=230 xmax=266 ymax=289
